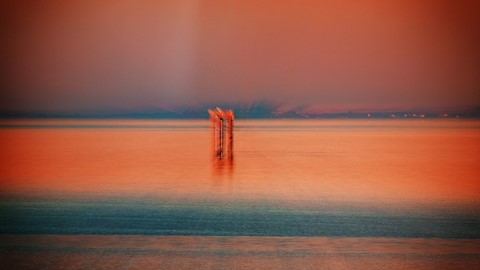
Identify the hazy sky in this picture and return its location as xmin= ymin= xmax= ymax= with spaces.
xmin=2 ymin=0 xmax=479 ymax=113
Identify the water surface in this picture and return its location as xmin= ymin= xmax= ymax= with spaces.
xmin=1 ymin=119 xmax=479 ymax=269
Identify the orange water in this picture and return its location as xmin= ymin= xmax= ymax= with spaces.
xmin=1 ymin=119 xmax=479 ymax=269
xmin=1 ymin=119 xmax=479 ymax=207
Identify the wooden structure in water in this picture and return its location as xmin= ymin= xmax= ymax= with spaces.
xmin=208 ymin=107 xmax=234 ymax=159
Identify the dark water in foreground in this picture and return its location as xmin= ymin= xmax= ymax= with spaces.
xmin=1 ymin=119 xmax=479 ymax=269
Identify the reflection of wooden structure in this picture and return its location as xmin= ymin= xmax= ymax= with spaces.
xmin=208 ymin=107 xmax=234 ymax=159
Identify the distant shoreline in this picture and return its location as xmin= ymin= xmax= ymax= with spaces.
xmin=1 ymin=111 xmax=479 ymax=120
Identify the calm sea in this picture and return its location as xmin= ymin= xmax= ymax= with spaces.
xmin=1 ymin=119 xmax=479 ymax=269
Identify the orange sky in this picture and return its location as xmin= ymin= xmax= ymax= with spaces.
xmin=2 ymin=0 xmax=479 ymax=113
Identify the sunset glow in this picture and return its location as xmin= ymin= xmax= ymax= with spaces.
xmin=2 ymin=0 xmax=479 ymax=113
xmin=1 ymin=120 xmax=479 ymax=207
xmin=1 ymin=1 xmax=480 ymax=268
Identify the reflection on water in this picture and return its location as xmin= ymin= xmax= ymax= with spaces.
xmin=1 ymin=119 xmax=480 ymax=269
xmin=212 ymin=156 xmax=234 ymax=180
xmin=1 ymin=119 xmax=479 ymax=207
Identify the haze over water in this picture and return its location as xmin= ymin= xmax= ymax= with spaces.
xmin=0 ymin=119 xmax=479 ymax=269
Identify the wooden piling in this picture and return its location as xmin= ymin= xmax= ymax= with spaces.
xmin=209 ymin=108 xmax=234 ymax=159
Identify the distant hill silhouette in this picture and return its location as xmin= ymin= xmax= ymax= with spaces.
xmin=1 ymin=103 xmax=479 ymax=119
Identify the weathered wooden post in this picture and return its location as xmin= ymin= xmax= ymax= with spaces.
xmin=208 ymin=107 xmax=234 ymax=159
xmin=225 ymin=110 xmax=234 ymax=159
